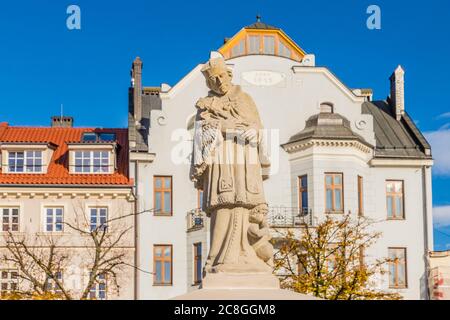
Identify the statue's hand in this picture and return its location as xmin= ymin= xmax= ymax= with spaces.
xmin=241 ymin=126 xmax=259 ymax=142
xmin=220 ymin=120 xmax=248 ymax=134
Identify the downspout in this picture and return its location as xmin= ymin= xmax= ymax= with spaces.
xmin=133 ymin=160 xmax=140 ymax=300
xmin=422 ymin=165 xmax=430 ymax=300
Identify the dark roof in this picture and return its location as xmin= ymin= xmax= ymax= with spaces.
xmin=287 ymin=112 xmax=372 ymax=147
xmin=362 ymin=101 xmax=431 ymax=159
xmin=128 ymin=87 xmax=161 ymax=152
xmin=244 ymin=21 xmax=279 ymax=30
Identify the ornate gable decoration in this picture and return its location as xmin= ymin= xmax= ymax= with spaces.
xmin=219 ymin=20 xmax=306 ymax=62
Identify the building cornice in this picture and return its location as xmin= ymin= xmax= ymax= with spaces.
xmin=282 ymin=138 xmax=373 ymax=154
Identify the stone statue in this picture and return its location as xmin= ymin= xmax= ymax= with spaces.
xmin=190 ymin=56 xmax=277 ymax=287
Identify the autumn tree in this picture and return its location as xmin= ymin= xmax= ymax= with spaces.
xmin=273 ymin=213 xmax=402 ymax=300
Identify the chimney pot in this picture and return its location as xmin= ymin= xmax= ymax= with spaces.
xmin=51 ymin=116 xmax=73 ymax=128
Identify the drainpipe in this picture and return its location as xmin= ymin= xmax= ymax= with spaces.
xmin=422 ymin=165 xmax=431 ymax=300
xmin=133 ymin=160 xmax=140 ymax=300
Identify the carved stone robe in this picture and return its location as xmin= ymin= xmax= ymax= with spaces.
xmin=190 ymin=85 xmax=270 ymax=215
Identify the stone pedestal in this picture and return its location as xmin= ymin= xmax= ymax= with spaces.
xmin=201 ymin=272 xmax=280 ymax=290
xmin=172 ymin=272 xmax=320 ymax=300
xmin=172 ymin=288 xmax=319 ymax=300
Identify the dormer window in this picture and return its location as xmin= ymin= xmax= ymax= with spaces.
xmin=74 ymin=151 xmax=109 ymax=173
xmin=68 ymin=142 xmax=116 ymax=175
xmin=8 ymin=151 xmax=42 ymax=173
xmin=0 ymin=143 xmax=55 ymax=174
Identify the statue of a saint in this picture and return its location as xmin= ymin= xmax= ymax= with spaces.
xmin=190 ymin=57 xmax=274 ymax=279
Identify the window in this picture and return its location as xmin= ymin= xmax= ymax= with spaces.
xmin=325 ymin=173 xmax=344 ymax=213
xmin=154 ymin=176 xmax=172 ymax=215
xmin=45 ymin=207 xmax=64 ymax=232
xmin=388 ymin=248 xmax=407 ymax=288
xmin=8 ymin=151 xmax=42 ymax=173
xmin=193 ymin=243 xmax=202 ymax=284
xmin=263 ymin=36 xmax=275 ymax=54
xmin=248 ymin=35 xmax=260 ymax=54
xmin=74 ymin=151 xmax=110 ymax=173
xmin=358 ymin=176 xmax=364 ymax=216
xmin=298 ymin=175 xmax=308 ymax=213
xmin=89 ymin=273 xmax=107 ymax=300
xmin=89 ymin=207 xmax=108 ymax=232
xmin=82 ymin=132 xmax=116 ymax=142
xmin=45 ymin=271 xmax=63 ymax=294
xmin=386 ymin=181 xmax=404 ymax=219
xmin=1 ymin=270 xmax=18 ymax=296
xmin=154 ymin=245 xmax=172 ymax=285
xmin=198 ymin=189 xmax=204 ymax=210
xmin=231 ymin=39 xmax=245 ymax=57
xmin=279 ymin=41 xmax=291 ymax=58
xmin=2 ymin=207 xmax=19 ymax=232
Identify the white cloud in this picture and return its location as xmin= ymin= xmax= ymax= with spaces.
xmin=425 ymin=129 xmax=450 ymax=176
xmin=433 ymin=206 xmax=450 ymax=227
xmin=436 ymin=112 xmax=450 ymax=120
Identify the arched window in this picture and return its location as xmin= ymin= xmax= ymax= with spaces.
xmin=320 ymin=102 xmax=334 ymax=114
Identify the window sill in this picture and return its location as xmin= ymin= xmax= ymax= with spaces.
xmin=154 ymin=213 xmax=173 ymax=217
xmin=36 ymin=232 xmax=70 ymax=236
xmin=325 ymin=211 xmax=344 ymax=215
xmin=0 ymin=231 xmax=25 ymax=236
xmin=153 ymin=283 xmax=173 ymax=287
xmin=389 ymin=286 xmax=408 ymax=290
xmin=387 ymin=217 xmax=405 ymax=221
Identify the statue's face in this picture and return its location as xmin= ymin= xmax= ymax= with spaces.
xmin=207 ymin=69 xmax=232 ymax=95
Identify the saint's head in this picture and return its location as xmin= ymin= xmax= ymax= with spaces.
xmin=201 ymin=57 xmax=233 ymax=95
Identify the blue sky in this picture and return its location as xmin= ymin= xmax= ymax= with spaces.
xmin=0 ymin=1 xmax=449 ymax=249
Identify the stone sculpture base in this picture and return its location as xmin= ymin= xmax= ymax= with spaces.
xmin=201 ymin=272 xmax=280 ymax=290
xmin=172 ymin=289 xmax=319 ymax=300
xmin=172 ymin=272 xmax=320 ymax=300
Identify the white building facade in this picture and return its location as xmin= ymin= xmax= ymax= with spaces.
xmin=129 ymin=21 xmax=433 ymax=300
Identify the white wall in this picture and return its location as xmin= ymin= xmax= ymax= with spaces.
xmin=136 ymin=54 xmax=431 ymax=300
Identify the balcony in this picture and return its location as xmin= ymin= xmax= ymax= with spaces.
xmin=186 ymin=206 xmax=315 ymax=232
xmin=187 ymin=208 xmax=206 ymax=231
xmin=267 ymin=207 xmax=314 ymax=228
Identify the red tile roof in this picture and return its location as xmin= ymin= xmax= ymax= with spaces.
xmin=0 ymin=124 xmax=131 ymax=186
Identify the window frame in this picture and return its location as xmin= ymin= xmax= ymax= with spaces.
xmin=2 ymin=207 xmax=20 ymax=232
xmin=8 ymin=150 xmax=43 ymax=173
xmin=324 ymin=173 xmax=344 ymax=214
xmin=154 ymin=176 xmax=173 ymax=216
xmin=197 ymin=189 xmax=204 ymax=211
xmin=298 ymin=175 xmax=308 ymax=213
xmin=358 ymin=175 xmax=364 ymax=217
xmin=0 ymin=269 xmax=19 ymax=296
xmin=386 ymin=180 xmax=405 ymax=220
xmin=193 ymin=242 xmax=202 ymax=285
xmin=153 ymin=244 xmax=173 ymax=286
xmin=89 ymin=207 xmax=108 ymax=232
xmin=74 ymin=150 xmax=111 ymax=174
xmin=45 ymin=271 xmax=63 ymax=294
xmin=388 ymin=247 xmax=408 ymax=289
xmin=89 ymin=273 xmax=107 ymax=300
xmin=44 ymin=207 xmax=64 ymax=233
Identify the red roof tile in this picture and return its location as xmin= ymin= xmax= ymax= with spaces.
xmin=0 ymin=124 xmax=131 ymax=186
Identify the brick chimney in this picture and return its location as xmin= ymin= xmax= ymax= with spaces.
xmin=51 ymin=116 xmax=73 ymax=128
xmin=389 ymin=65 xmax=405 ymax=121
xmin=131 ymin=57 xmax=143 ymax=128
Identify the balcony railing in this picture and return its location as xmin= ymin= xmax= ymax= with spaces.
xmin=187 ymin=208 xmax=206 ymax=231
xmin=186 ymin=206 xmax=315 ymax=231
xmin=267 ymin=207 xmax=314 ymax=227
